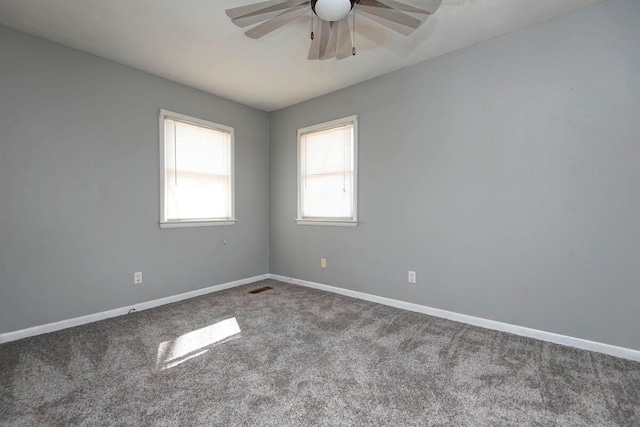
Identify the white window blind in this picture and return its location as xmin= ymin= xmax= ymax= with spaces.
xmin=161 ymin=111 xmax=234 ymax=226
xmin=298 ymin=116 xmax=357 ymax=224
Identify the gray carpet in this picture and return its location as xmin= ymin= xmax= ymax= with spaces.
xmin=1 ymin=279 xmax=639 ymax=426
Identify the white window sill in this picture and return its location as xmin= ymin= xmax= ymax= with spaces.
xmin=160 ymin=219 xmax=237 ymax=229
xmin=295 ymin=219 xmax=358 ymax=227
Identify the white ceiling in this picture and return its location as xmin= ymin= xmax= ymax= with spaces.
xmin=0 ymin=0 xmax=605 ymax=111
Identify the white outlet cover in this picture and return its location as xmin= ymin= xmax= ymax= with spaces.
xmin=408 ymin=271 xmax=416 ymax=283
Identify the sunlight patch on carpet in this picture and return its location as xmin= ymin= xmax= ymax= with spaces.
xmin=156 ymin=317 xmax=241 ymax=370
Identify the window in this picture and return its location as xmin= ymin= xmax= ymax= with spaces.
xmin=159 ymin=109 xmax=235 ymax=228
xmin=297 ymin=115 xmax=358 ymax=226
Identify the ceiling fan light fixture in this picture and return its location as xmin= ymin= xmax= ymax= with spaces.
xmin=312 ymin=0 xmax=354 ymax=22
xmin=226 ymin=0 xmax=443 ymax=61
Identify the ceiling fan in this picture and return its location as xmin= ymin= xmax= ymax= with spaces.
xmin=226 ymin=0 xmax=442 ymax=60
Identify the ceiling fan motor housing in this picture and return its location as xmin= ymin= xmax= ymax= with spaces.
xmin=311 ymin=0 xmax=355 ymax=22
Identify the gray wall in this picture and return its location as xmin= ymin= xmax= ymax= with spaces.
xmin=2 ymin=0 xmax=639 ymax=350
xmin=0 ymin=25 xmax=270 ymax=333
xmin=269 ymin=0 xmax=640 ymax=350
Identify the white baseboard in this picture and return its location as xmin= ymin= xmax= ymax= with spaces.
xmin=268 ymin=274 xmax=640 ymax=362
xmin=0 ymin=274 xmax=269 ymax=344
xmin=5 ymin=273 xmax=639 ymax=362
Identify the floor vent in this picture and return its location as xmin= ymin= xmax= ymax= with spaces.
xmin=248 ymin=286 xmax=273 ymax=294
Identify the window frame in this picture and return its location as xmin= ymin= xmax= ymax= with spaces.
xmin=296 ymin=115 xmax=358 ymax=227
xmin=159 ymin=109 xmax=236 ymax=229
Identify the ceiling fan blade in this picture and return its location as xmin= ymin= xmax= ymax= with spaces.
xmin=232 ymin=10 xmax=281 ymax=28
xmin=359 ymin=0 xmax=438 ymax=15
xmin=336 ymin=17 xmax=353 ymax=60
xmin=226 ymin=0 xmax=306 ymax=20
xmin=318 ymin=19 xmax=332 ymax=59
xmin=415 ymin=0 xmax=443 ymax=14
xmin=356 ymin=0 xmax=391 ymax=10
xmin=308 ymin=19 xmax=331 ymax=60
xmin=357 ymin=9 xmax=416 ymax=36
xmin=245 ymin=6 xmax=310 ymax=39
xmin=308 ymin=25 xmax=319 ymax=59
xmin=307 ymin=17 xmax=323 ymax=59
xmin=233 ymin=2 xmax=310 ymax=28
xmin=356 ymin=5 xmax=421 ymax=29
xmin=322 ymin=21 xmax=339 ymax=60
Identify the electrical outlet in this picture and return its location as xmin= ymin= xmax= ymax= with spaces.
xmin=321 ymin=258 xmax=327 ymax=269
xmin=134 ymin=272 xmax=142 ymax=284
xmin=408 ymin=271 xmax=416 ymax=284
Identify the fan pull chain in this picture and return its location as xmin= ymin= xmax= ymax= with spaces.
xmin=310 ymin=13 xmax=314 ymax=40
xmin=352 ymin=7 xmax=356 ymax=56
